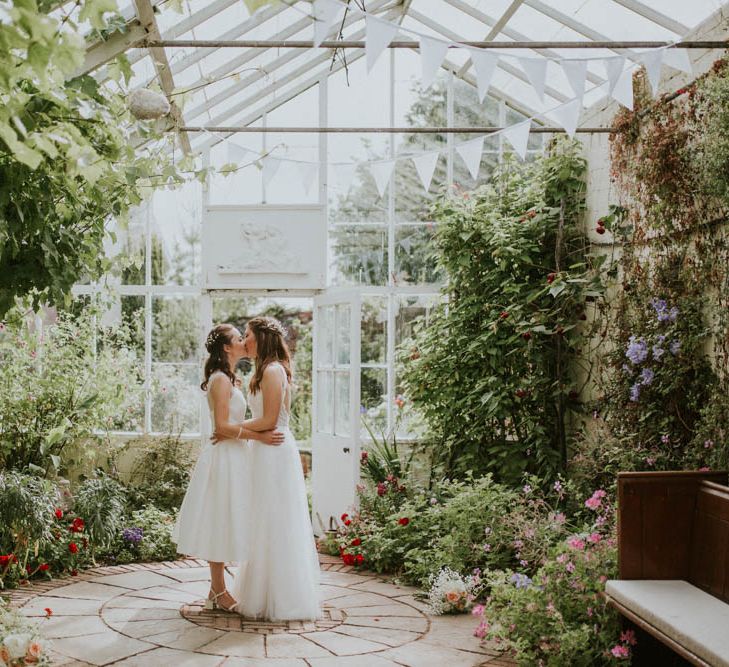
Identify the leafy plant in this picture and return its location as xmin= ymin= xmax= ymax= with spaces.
xmin=360 ymin=417 xmax=414 ymax=484
xmin=400 ymin=137 xmax=607 ymax=482
xmin=72 ymin=474 xmax=126 ymax=557
xmin=101 ymin=506 xmax=179 ymax=564
xmin=0 ymin=309 xmax=143 ymax=475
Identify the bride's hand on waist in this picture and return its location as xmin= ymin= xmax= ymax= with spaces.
xmin=260 ymin=430 xmax=284 ymax=446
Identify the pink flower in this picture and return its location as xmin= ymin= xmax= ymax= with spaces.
xmin=585 ymin=496 xmax=601 ymax=510
xmin=587 ymin=532 xmax=602 ymax=544
xmin=483 ymin=543 xmax=491 ymax=553
xmin=699 ymin=466 xmax=711 ymax=472
xmin=620 ymin=629 xmax=637 ymax=646
xmin=611 ymin=644 xmax=630 ymax=659
xmin=471 ymin=604 xmax=484 ymax=616
xmin=566 ymin=562 xmax=575 ymax=573
xmin=567 ymin=537 xmax=585 ymax=550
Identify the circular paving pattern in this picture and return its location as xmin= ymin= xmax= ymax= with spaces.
xmin=11 ymin=557 xmax=513 ymax=666
xmin=180 ymin=599 xmax=347 ymax=634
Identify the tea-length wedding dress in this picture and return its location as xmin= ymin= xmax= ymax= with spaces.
xmin=232 ymin=362 xmax=320 ymax=620
xmin=172 ymin=371 xmax=251 ymax=562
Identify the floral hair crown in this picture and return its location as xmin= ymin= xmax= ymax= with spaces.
xmin=256 ymin=319 xmax=287 ymax=338
xmin=205 ymin=329 xmax=224 ymax=352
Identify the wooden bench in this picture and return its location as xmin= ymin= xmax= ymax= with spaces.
xmin=606 ymin=471 xmax=729 ymax=667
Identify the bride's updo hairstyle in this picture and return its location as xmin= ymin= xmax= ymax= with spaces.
xmin=201 ymin=323 xmax=237 ymax=391
xmin=247 ymin=316 xmax=292 ymax=394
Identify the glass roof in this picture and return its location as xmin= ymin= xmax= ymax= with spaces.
xmin=71 ymin=0 xmax=725 ymax=153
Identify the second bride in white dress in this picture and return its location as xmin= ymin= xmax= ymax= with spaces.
xmin=225 ymin=316 xmax=321 ymax=621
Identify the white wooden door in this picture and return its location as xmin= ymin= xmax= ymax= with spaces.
xmin=311 ymin=290 xmax=361 ymax=535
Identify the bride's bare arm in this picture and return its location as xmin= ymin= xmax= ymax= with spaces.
xmin=242 ymin=366 xmax=283 ymax=432
xmin=209 ymin=375 xmax=283 ymax=445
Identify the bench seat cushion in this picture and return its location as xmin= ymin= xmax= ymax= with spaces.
xmin=606 ymin=580 xmax=729 ymax=667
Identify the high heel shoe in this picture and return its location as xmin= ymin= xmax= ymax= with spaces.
xmin=204 ymin=588 xmax=239 ymax=613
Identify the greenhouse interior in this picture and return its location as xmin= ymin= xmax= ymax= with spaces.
xmin=1 ymin=0 xmax=729 ymax=664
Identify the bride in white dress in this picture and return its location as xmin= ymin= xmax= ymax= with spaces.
xmin=222 ymin=316 xmax=321 ymax=621
xmin=172 ymin=324 xmax=284 ymax=613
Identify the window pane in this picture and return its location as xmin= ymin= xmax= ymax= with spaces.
xmin=334 ymin=371 xmax=350 ymax=437
xmin=361 ymin=297 xmax=387 ymax=365
xmin=336 ymin=304 xmax=351 ymax=366
xmin=318 ymin=306 xmax=334 ymax=365
xmin=151 ymin=364 xmax=200 ymax=433
xmin=395 ymin=225 xmax=443 ymax=285
xmin=120 ymin=295 xmax=145 ymax=359
xmin=360 ymin=367 xmax=387 ymax=437
xmin=330 ymin=225 xmax=388 ymax=286
xmin=317 ymin=370 xmax=333 ymax=434
xmin=152 ymin=296 xmax=198 ymax=363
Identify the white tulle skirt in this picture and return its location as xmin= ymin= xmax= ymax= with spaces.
xmin=232 ymin=430 xmax=321 ymax=621
xmin=172 ymin=439 xmax=252 ymax=563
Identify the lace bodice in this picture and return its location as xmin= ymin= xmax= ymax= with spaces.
xmin=248 ymin=362 xmax=291 ymax=431
xmin=206 ymin=372 xmax=247 ymax=425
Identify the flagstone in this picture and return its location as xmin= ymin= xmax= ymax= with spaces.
xmin=20 ymin=595 xmax=103 ymax=616
xmin=105 ymin=617 xmax=193 ymax=639
xmin=111 ymin=647 xmax=223 ymax=666
xmin=379 ymin=641 xmax=489 ymax=667
xmin=350 ymin=580 xmax=413 ymax=597
xmin=342 ymin=614 xmax=428 ymax=633
xmin=264 ymin=632 xmax=333 ymax=658
xmin=324 ymin=591 xmax=394 ymax=608
xmin=41 ymin=614 xmax=109 ymax=639
xmin=101 ymin=606 xmax=183 ymax=623
xmin=143 ymin=624 xmax=225 ymax=651
xmin=197 ymin=630 xmax=266 ymax=658
xmin=331 ymin=623 xmax=420 ymax=647
xmin=151 ymin=566 xmax=211 ymax=583
xmin=306 ymin=655 xmax=403 ymax=667
xmin=302 ymin=629 xmax=389 ymax=656
xmin=88 ymin=570 xmax=179 ymax=590
xmin=318 ymin=570 xmax=373 ymax=586
xmin=104 ymin=596 xmax=182 ymax=610
xmin=125 ymin=585 xmax=199 ymax=603
xmin=45 ymin=581 xmax=129 ymax=601
xmin=318 ymin=584 xmax=353 ymax=601
xmin=340 ymin=604 xmax=423 ymax=617
xmin=222 ymin=659 xmax=308 ymax=667
xmin=51 ymin=631 xmax=155 ymax=666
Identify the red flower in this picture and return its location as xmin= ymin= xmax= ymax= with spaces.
xmin=68 ymin=542 xmax=78 ymax=554
xmin=351 ymin=538 xmax=362 ymax=547
xmin=355 ymin=554 xmax=364 ymax=565
xmin=596 ymin=225 xmax=606 ymax=235
xmin=499 ymin=311 xmax=509 ymax=320
xmin=515 ymin=389 xmax=527 ymax=399
xmin=521 ymin=332 xmax=531 ymax=340
xmin=342 ymin=553 xmax=355 ymax=566
xmin=340 ymin=513 xmax=349 ymax=522
xmin=44 ymin=608 xmax=53 ymax=617
xmin=0 ymin=555 xmax=9 ymax=567
xmin=360 ymin=451 xmax=368 ymax=463
xmin=547 ymin=272 xmax=557 ymax=284
xmin=26 ymin=564 xmax=32 ymax=573
xmin=39 ymin=563 xmax=49 ymax=572
xmin=54 ymin=508 xmax=63 ymax=519
xmin=70 ymin=569 xmax=78 ymax=576
xmin=344 ymin=519 xmax=352 ymax=526
xmin=70 ymin=518 xmax=85 ymax=533
xmin=398 ymin=517 xmax=410 ymax=526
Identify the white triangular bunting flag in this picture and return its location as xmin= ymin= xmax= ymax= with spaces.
xmin=262 ymin=156 xmax=281 ymax=188
xmin=519 ymin=57 xmax=547 ymax=102
xmin=561 ymin=59 xmax=587 ymax=100
xmin=469 ymin=49 xmax=498 ymax=103
xmin=502 ymin=120 xmax=531 ymax=160
xmin=611 ymin=67 xmax=634 ymax=110
xmin=369 ymin=159 xmax=396 ymax=197
xmin=639 ymin=49 xmax=664 ymax=96
xmin=420 ymin=36 xmax=449 ymax=89
xmin=297 ymin=161 xmax=318 ymax=194
xmin=411 ymin=152 xmax=439 ymax=191
xmin=456 ymin=136 xmax=484 ymax=180
xmin=603 ymin=57 xmax=625 ymax=95
xmin=551 ymin=98 xmax=581 ymax=138
xmin=227 ymin=141 xmax=249 ymax=163
xmin=365 ymin=15 xmax=398 ymax=72
xmin=336 ymin=163 xmax=357 ymax=193
xmin=663 ymin=48 xmax=692 ymax=74
xmin=312 ymin=0 xmax=343 ymax=47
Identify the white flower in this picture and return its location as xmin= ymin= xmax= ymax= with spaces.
xmin=4 ymin=633 xmax=31 ymax=660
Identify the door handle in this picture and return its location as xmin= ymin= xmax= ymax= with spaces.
xmin=343 ymin=447 xmax=350 ymax=453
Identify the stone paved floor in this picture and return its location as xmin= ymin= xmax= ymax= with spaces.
xmin=8 ymin=554 xmax=516 ymax=666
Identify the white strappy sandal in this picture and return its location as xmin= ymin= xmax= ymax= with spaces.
xmin=205 ymin=588 xmax=240 ymax=613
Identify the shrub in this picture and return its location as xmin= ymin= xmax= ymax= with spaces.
xmin=101 ymin=506 xmax=178 ymax=565
xmin=473 ymin=496 xmax=624 ymax=666
xmin=72 ymin=474 xmax=126 ymax=558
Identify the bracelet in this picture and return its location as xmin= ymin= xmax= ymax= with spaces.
xmin=236 ymin=426 xmax=243 ymax=439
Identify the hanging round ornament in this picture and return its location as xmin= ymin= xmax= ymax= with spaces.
xmin=127 ymin=88 xmax=171 ymax=120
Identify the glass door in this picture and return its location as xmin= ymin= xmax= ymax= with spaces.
xmin=311 ymin=290 xmax=361 ymax=535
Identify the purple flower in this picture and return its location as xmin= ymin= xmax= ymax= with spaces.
xmin=626 ymin=336 xmax=648 ymax=365
xmin=510 ymin=573 xmax=533 ymax=589
xmin=629 ymin=383 xmax=641 ymax=402
xmin=669 ymin=339 xmax=681 ymax=355
xmin=652 ymin=344 xmax=664 ymax=360
xmin=704 ymin=439 xmax=714 ymax=449
xmin=651 ymin=298 xmax=679 ymax=323
xmin=661 ymin=434 xmax=670 ymax=445
xmin=639 ymin=368 xmax=654 ymax=386
xmin=122 ymin=527 xmax=143 ymax=545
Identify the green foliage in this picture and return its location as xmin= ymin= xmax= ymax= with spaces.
xmin=476 ymin=534 xmax=623 ymax=666
xmin=73 ymin=474 xmax=126 ymax=552
xmin=121 ymin=435 xmax=195 ymax=513
xmin=401 ymin=138 xmax=606 ymax=482
xmin=0 ymin=310 xmax=144 ymax=475
xmin=0 ymin=471 xmax=56 ymax=560
xmin=334 ymin=475 xmax=575 ymax=588
xmin=359 ymin=418 xmax=414 ymax=484
xmin=101 ymin=506 xmax=179 ymax=564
